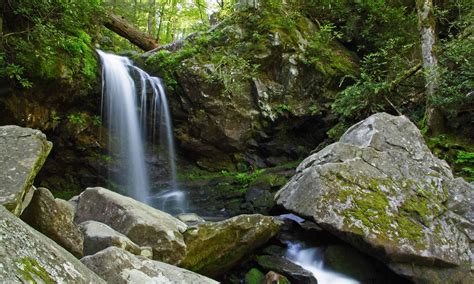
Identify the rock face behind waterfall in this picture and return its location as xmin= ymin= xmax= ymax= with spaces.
xmin=144 ymin=10 xmax=358 ymax=170
xmin=0 ymin=126 xmax=52 ymax=216
xmin=276 ymin=113 xmax=473 ymax=283
xmin=0 ymin=206 xmax=105 ymax=283
xmin=74 ymin=187 xmax=188 ymax=264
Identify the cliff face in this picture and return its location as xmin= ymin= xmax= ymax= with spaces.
xmin=144 ymin=7 xmax=359 ymax=170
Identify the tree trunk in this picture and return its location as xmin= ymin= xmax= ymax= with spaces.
xmin=104 ymin=12 xmax=159 ymax=51
xmin=416 ymin=0 xmax=444 ymax=134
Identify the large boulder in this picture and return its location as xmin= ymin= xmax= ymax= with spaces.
xmin=79 ymin=220 xmax=152 ymax=258
xmin=0 ymin=126 xmax=52 ymax=216
xmin=21 ymin=187 xmax=84 ymax=257
xmin=180 ymin=214 xmax=281 ymax=277
xmin=276 ymin=113 xmax=473 ymax=282
xmin=81 ymin=246 xmax=218 ymax=284
xmin=0 ymin=206 xmax=104 ymax=283
xmin=74 ymin=187 xmax=187 ymax=264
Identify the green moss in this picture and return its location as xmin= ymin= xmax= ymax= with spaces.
xmin=244 ymin=268 xmax=265 ymax=284
xmin=15 ymin=257 xmax=54 ymax=284
xmin=332 ymin=175 xmax=428 ymax=246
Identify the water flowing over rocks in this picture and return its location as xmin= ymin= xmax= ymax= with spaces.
xmin=180 ymin=214 xmax=281 ymax=277
xmin=80 ymin=220 xmax=153 ymax=258
xmin=74 ymin=187 xmax=188 ymax=264
xmin=0 ymin=125 xmax=52 ymax=216
xmin=0 ymin=206 xmax=104 ymax=283
xmin=276 ymin=112 xmax=473 ymax=282
xmin=81 ymin=246 xmax=218 ymax=284
xmin=21 ymin=187 xmax=84 ymax=258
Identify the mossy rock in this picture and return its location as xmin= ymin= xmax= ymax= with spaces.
xmin=180 ymin=214 xmax=281 ymax=277
xmin=275 ymin=113 xmax=473 ymax=282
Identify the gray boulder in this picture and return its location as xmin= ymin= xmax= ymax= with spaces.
xmin=0 ymin=206 xmax=104 ymax=283
xmin=276 ymin=113 xmax=473 ymax=282
xmin=0 ymin=126 xmax=52 ymax=216
xmin=21 ymin=187 xmax=84 ymax=257
xmin=180 ymin=214 xmax=281 ymax=277
xmin=80 ymin=220 xmax=152 ymax=258
xmin=75 ymin=187 xmax=187 ymax=264
xmin=81 ymin=246 xmax=218 ymax=284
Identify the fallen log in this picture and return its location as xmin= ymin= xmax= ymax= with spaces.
xmin=104 ymin=12 xmax=158 ymax=51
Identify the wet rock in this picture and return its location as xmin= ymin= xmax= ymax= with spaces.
xmin=276 ymin=113 xmax=473 ymax=282
xmin=21 ymin=187 xmax=84 ymax=258
xmin=180 ymin=214 xmax=281 ymax=277
xmin=74 ymin=187 xmax=187 ymax=264
xmin=79 ymin=220 xmax=152 ymax=259
xmin=256 ymin=255 xmax=317 ymax=284
xmin=81 ymin=246 xmax=218 ymax=284
xmin=324 ymin=245 xmax=403 ymax=283
xmin=0 ymin=206 xmax=104 ymax=283
xmin=0 ymin=126 xmax=52 ymax=216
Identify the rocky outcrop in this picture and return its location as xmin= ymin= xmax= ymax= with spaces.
xmin=0 ymin=126 xmax=52 ymax=216
xmin=0 ymin=206 xmax=104 ymax=283
xmin=276 ymin=113 xmax=473 ymax=282
xmin=21 ymin=187 xmax=84 ymax=257
xmin=144 ymin=9 xmax=357 ymax=170
xmin=74 ymin=187 xmax=187 ymax=264
xmin=80 ymin=220 xmax=152 ymax=258
xmin=81 ymin=246 xmax=218 ymax=284
xmin=180 ymin=214 xmax=281 ymax=277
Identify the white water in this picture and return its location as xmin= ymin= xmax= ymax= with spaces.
xmin=98 ymin=50 xmax=185 ymax=211
xmin=286 ymin=242 xmax=359 ymax=284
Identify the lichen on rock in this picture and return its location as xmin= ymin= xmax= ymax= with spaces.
xmin=276 ymin=112 xmax=473 ymax=282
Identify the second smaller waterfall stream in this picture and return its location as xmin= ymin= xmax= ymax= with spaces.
xmin=286 ymin=242 xmax=359 ymax=284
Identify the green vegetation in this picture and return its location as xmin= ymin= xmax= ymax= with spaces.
xmin=1 ymin=0 xmax=101 ymax=90
xmin=428 ymin=135 xmax=474 ymax=181
xmin=244 ymin=268 xmax=265 ymax=284
xmin=15 ymin=257 xmax=54 ymax=284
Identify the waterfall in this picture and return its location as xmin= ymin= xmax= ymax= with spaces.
xmin=98 ymin=50 xmax=185 ymax=213
xmin=285 ymin=242 xmax=359 ymax=284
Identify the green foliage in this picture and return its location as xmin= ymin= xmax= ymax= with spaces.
xmin=428 ymin=135 xmax=474 ymax=181
xmin=302 ymin=23 xmax=355 ymax=77
xmin=274 ymin=104 xmax=293 ymax=116
xmin=332 ymin=38 xmax=420 ymax=122
xmin=434 ymin=7 xmax=474 ymax=117
xmin=2 ymin=0 xmax=102 ymax=89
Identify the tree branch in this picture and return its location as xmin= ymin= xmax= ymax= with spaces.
xmin=104 ymin=12 xmax=159 ymax=51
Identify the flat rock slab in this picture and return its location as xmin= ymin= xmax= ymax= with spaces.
xmin=81 ymin=246 xmax=218 ymax=284
xmin=276 ymin=113 xmax=473 ymax=282
xmin=0 ymin=126 xmax=52 ymax=216
xmin=75 ymin=187 xmax=187 ymax=264
xmin=0 ymin=206 xmax=104 ymax=283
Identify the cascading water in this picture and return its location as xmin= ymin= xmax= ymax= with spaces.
xmin=98 ymin=50 xmax=186 ymax=213
xmin=285 ymin=242 xmax=359 ymax=284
